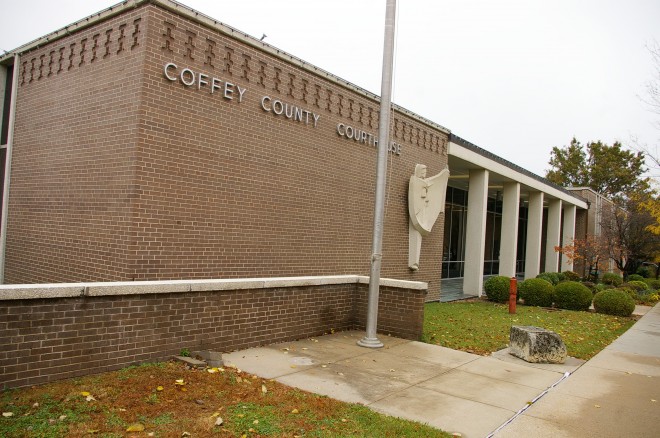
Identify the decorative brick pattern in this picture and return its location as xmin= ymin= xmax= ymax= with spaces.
xmin=0 ymin=280 xmax=425 ymax=389
xmin=5 ymin=3 xmax=449 ymax=298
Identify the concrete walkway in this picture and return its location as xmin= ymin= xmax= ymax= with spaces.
xmin=222 ymin=304 xmax=659 ymax=437
xmin=498 ymin=303 xmax=660 ymax=437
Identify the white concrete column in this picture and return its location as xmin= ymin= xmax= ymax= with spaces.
xmin=498 ymin=182 xmax=520 ymax=278
xmin=561 ymin=204 xmax=577 ymax=272
xmin=464 ymin=169 xmax=489 ymax=296
xmin=544 ymin=199 xmax=562 ymax=273
xmin=524 ymin=192 xmax=544 ymax=279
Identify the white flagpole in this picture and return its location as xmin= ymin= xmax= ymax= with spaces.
xmin=358 ymin=0 xmax=397 ymax=348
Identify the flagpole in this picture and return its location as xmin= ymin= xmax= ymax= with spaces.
xmin=358 ymin=0 xmax=397 ymax=348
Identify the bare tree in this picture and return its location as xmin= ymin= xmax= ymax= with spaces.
xmin=636 ymin=40 xmax=660 ymax=170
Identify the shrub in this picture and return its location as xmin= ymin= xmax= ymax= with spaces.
xmin=645 ymin=279 xmax=660 ymax=289
xmin=554 ymin=281 xmax=593 ymax=311
xmin=518 ymin=278 xmax=554 ymax=307
xmin=581 ymin=281 xmax=596 ymax=294
xmin=602 ymin=273 xmax=623 ymax=286
xmin=635 ymin=266 xmax=651 ymax=278
xmin=562 ymin=271 xmax=581 ymax=281
xmin=594 ymin=283 xmax=615 ymax=292
xmin=536 ymin=272 xmax=560 ymax=285
xmin=593 ymin=289 xmax=635 ymax=316
xmin=628 ymin=289 xmax=660 ymax=305
xmin=484 ymin=276 xmax=512 ymax=303
xmin=620 ymin=280 xmax=649 ymax=292
xmin=638 ymin=292 xmax=660 ymax=305
xmin=627 ymin=274 xmax=645 ymax=282
xmin=617 ymin=287 xmax=637 ymax=300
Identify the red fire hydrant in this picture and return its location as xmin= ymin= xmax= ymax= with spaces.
xmin=509 ymin=277 xmax=517 ymax=314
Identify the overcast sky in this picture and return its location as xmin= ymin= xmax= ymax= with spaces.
xmin=2 ymin=0 xmax=659 ymax=177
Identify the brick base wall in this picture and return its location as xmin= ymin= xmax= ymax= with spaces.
xmin=0 ymin=276 xmax=426 ymax=389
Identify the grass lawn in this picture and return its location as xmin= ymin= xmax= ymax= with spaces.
xmin=423 ymin=300 xmax=636 ymax=359
xmin=1 ymin=361 xmax=450 ymax=438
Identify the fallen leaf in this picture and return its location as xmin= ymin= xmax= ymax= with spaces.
xmin=291 ymin=409 xmax=299 ymax=414
xmin=80 ymin=391 xmax=90 ymax=397
xmin=337 ymin=372 xmax=344 ymax=376
xmin=32 ymin=402 xmax=39 ymax=408
xmin=59 ymin=415 xmax=67 ymax=421
xmin=156 ymin=386 xmax=164 ymax=391
xmin=341 ymin=418 xmax=347 ymax=423
xmin=87 ymin=430 xmax=100 ymax=434
xmin=261 ymin=384 xmax=267 ymax=394
xmin=652 ymin=399 xmax=657 ymax=403
xmin=594 ymin=404 xmax=601 ymax=408
xmin=175 ymin=379 xmax=185 ymax=385
xmin=86 ymin=395 xmax=96 ymax=402
xmin=214 ymin=416 xmax=224 ymax=426
xmin=2 ymin=412 xmax=14 ymax=417
xmin=389 ymin=369 xmax=396 ymax=372
xmin=236 ymin=377 xmax=243 ymax=383
xmin=182 ymin=433 xmax=191 ymax=437
xmin=207 ymin=368 xmax=218 ymax=374
xmin=321 ymin=365 xmax=327 ymax=368
xmin=253 ymin=419 xmax=259 ymax=425
xmin=126 ymin=423 xmax=145 ymax=432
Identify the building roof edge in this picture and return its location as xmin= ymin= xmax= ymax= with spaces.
xmin=0 ymin=0 xmax=451 ymax=136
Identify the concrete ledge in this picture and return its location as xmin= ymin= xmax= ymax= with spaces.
xmin=0 ymin=283 xmax=85 ymax=300
xmin=356 ymin=276 xmax=428 ymax=290
xmin=86 ymin=280 xmax=192 ymax=296
xmin=0 ymin=275 xmax=428 ymax=300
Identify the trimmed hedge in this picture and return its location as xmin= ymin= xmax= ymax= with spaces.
xmin=554 ymin=281 xmax=593 ymax=311
xmin=536 ymin=272 xmax=560 ymax=285
xmin=620 ymin=281 xmax=649 ymax=292
xmin=595 ymin=283 xmax=615 ymax=292
xmin=645 ymin=279 xmax=660 ymax=289
xmin=519 ymin=278 xmax=554 ymax=307
xmin=627 ymin=274 xmax=645 ymax=282
xmin=593 ymin=289 xmax=635 ymax=316
xmin=562 ymin=271 xmax=581 ymax=281
xmin=484 ymin=276 xmax=512 ymax=303
xmin=602 ymin=273 xmax=623 ymax=286
xmin=582 ymin=281 xmax=596 ymax=293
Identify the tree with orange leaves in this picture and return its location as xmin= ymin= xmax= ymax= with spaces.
xmin=555 ymin=235 xmax=609 ymax=281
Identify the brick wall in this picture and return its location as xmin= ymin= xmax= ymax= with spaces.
xmin=0 ymin=276 xmax=427 ymax=389
xmin=5 ymin=1 xmax=449 ymax=298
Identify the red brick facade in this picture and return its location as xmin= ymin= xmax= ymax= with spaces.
xmin=4 ymin=2 xmax=449 ymax=299
xmin=0 ymin=278 xmax=426 ymax=389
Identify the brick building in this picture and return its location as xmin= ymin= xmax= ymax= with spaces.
xmin=0 ymin=0 xmax=592 ymax=301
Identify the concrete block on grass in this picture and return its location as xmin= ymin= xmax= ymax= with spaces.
xmin=509 ymin=326 xmax=567 ymax=364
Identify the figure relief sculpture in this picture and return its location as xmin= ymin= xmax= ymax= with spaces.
xmin=408 ymin=164 xmax=449 ymax=270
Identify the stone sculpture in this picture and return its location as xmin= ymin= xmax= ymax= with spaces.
xmin=408 ymin=164 xmax=449 ymax=270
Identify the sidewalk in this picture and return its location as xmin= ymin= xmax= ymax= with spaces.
xmin=222 ymin=304 xmax=658 ymax=437
xmin=497 ymin=303 xmax=660 ymax=437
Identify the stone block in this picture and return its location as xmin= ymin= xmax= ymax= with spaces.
xmin=509 ymin=326 xmax=567 ymax=364
xmin=172 ymin=355 xmax=207 ymax=368
xmin=192 ymin=350 xmax=224 ymax=368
